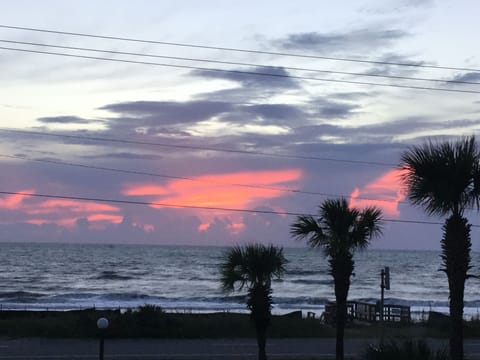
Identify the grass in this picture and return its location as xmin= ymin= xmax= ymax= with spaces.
xmin=0 ymin=306 xmax=479 ymax=339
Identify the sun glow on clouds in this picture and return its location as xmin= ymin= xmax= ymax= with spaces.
xmin=0 ymin=190 xmax=122 ymax=227
xmin=0 ymin=190 xmax=34 ymax=209
xmin=123 ymin=169 xmax=302 ymax=232
xmin=349 ymin=169 xmax=406 ymax=217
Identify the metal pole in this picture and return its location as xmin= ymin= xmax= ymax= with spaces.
xmin=99 ymin=336 xmax=104 ymax=360
xmin=380 ymin=268 xmax=385 ymax=344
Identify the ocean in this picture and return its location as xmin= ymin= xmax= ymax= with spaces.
xmin=0 ymin=243 xmax=479 ymax=318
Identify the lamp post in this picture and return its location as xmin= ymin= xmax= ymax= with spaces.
xmin=97 ymin=317 xmax=109 ymax=360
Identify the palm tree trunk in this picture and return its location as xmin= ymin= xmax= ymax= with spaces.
xmin=441 ymin=215 xmax=471 ymax=360
xmin=335 ymin=298 xmax=347 ymax=360
xmin=256 ymin=326 xmax=267 ymax=360
xmin=248 ymin=285 xmax=272 ymax=360
xmin=332 ymin=254 xmax=353 ymax=360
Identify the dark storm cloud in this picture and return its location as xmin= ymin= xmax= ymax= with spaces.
xmin=190 ymin=66 xmax=300 ymax=90
xmin=101 ymin=100 xmax=235 ymax=125
xmin=275 ymin=28 xmax=407 ymax=53
xmin=37 ymin=116 xmax=98 ymax=124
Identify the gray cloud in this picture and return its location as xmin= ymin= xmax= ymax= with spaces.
xmin=101 ymin=101 xmax=234 ymax=126
xmin=449 ymin=72 xmax=480 ymax=83
xmin=80 ymin=152 xmax=162 ymax=161
xmin=190 ymin=66 xmax=300 ymax=90
xmin=37 ymin=116 xmax=98 ymax=124
xmin=242 ymin=104 xmax=305 ymax=121
xmin=359 ymin=0 xmax=434 ymax=14
xmin=275 ymin=28 xmax=408 ymax=54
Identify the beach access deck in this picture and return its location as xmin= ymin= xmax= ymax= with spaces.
xmin=322 ymin=301 xmax=411 ymax=324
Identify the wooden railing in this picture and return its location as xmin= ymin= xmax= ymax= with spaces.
xmin=323 ymin=301 xmax=411 ymax=324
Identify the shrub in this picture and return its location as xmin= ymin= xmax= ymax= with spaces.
xmin=362 ymin=340 xmax=447 ymax=360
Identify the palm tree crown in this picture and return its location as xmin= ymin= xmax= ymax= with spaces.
xmin=221 ymin=244 xmax=287 ymax=292
xmin=290 ymin=198 xmax=382 ymax=256
xmin=399 ymin=136 xmax=480 ymax=216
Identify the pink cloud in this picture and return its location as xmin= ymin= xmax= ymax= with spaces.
xmin=349 ymin=169 xmax=406 ymax=217
xmin=123 ymin=169 xmax=303 ymax=234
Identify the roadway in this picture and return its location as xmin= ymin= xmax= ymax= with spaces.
xmin=0 ymin=337 xmax=480 ymax=359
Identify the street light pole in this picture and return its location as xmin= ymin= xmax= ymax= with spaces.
xmin=97 ymin=317 xmax=109 ymax=360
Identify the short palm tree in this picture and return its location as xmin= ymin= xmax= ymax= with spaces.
xmin=399 ymin=136 xmax=480 ymax=360
xmin=291 ymin=198 xmax=383 ymax=360
xmin=220 ymin=243 xmax=288 ymax=360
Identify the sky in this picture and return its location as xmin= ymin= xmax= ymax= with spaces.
xmin=1 ymin=0 xmax=480 ymax=249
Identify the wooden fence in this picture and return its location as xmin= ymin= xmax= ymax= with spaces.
xmin=323 ymin=301 xmax=411 ymax=324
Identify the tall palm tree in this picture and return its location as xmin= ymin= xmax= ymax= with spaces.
xmin=291 ymin=198 xmax=382 ymax=360
xmin=399 ymin=136 xmax=480 ymax=360
xmin=220 ymin=243 xmax=288 ymax=360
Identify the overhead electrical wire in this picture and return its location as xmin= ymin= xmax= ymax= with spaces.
xmin=1 ymin=46 xmax=480 ymax=95
xmin=4 ymin=152 xmax=479 ymax=213
xmin=2 ymin=26 xmax=479 ymax=229
xmin=0 ymin=153 xmax=404 ymax=206
xmin=1 ymin=24 xmax=479 ymax=73
xmin=0 ymin=39 xmax=478 ymax=86
xmin=0 ymin=190 xmax=472 ymax=227
xmin=0 ymin=128 xmax=396 ymax=167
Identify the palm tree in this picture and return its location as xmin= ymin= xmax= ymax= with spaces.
xmin=399 ymin=136 xmax=480 ymax=360
xmin=290 ymin=198 xmax=382 ymax=360
xmin=220 ymin=243 xmax=288 ymax=360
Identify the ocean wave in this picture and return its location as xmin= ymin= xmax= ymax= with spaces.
xmin=0 ymin=291 xmax=44 ymax=302
xmin=287 ymin=270 xmax=322 ymax=276
xmin=92 ymin=271 xmax=134 ymax=281
xmin=290 ymin=279 xmax=332 ymax=285
xmin=275 ymin=296 xmax=330 ymax=305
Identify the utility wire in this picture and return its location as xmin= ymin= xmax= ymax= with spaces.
xmin=0 ymin=153 xmax=405 ymax=205
xmin=2 ymin=46 xmax=480 ymax=95
xmin=1 ymin=24 xmax=479 ymax=73
xmin=0 ymin=128 xmax=396 ymax=167
xmin=5 ymin=152 xmax=480 ymax=212
xmin=0 ymin=190 xmax=469 ymax=227
xmin=1 ymin=39 xmax=478 ymax=86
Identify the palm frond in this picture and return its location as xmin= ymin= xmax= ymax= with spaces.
xmin=399 ymin=136 xmax=480 ymax=216
xmin=354 ymin=206 xmax=383 ymax=250
xmin=290 ymin=198 xmax=383 ymax=256
xmin=220 ymin=244 xmax=287 ymax=293
xmin=220 ymin=245 xmax=247 ymax=292
xmin=290 ymin=215 xmax=325 ymax=247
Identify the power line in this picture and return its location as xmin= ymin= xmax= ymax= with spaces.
xmin=2 ymin=46 xmax=480 ymax=95
xmin=5 ymin=152 xmax=480 ymax=212
xmin=0 ymin=190 xmax=469 ymax=227
xmin=0 ymin=153 xmax=404 ymax=205
xmin=1 ymin=24 xmax=479 ymax=73
xmin=1 ymin=39 xmax=478 ymax=86
xmin=0 ymin=128 xmax=396 ymax=167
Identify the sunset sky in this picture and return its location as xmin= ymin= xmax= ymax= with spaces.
xmin=1 ymin=0 xmax=480 ymax=249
